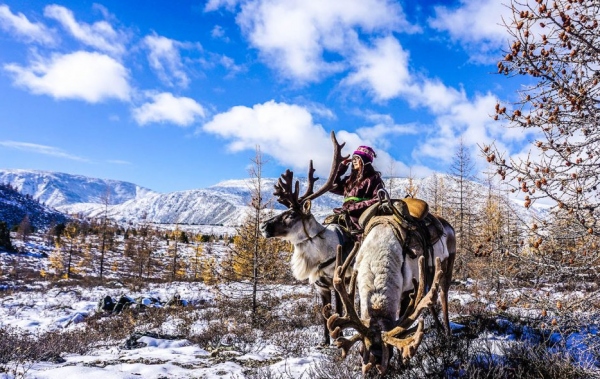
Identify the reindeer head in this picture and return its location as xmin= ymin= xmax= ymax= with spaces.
xmin=261 ymin=131 xmax=347 ymax=241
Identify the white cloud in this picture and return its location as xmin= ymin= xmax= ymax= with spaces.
xmin=0 ymin=5 xmax=56 ymax=44
xmin=220 ymin=0 xmax=415 ymax=83
xmin=205 ymin=0 xmax=240 ymax=12
xmin=143 ymin=33 xmax=194 ymax=88
xmin=411 ymin=91 xmax=531 ymax=174
xmin=43 ymin=4 xmax=126 ymax=55
xmin=407 ymin=79 xmax=467 ymax=114
xmin=429 ymin=0 xmax=510 ymax=62
xmin=202 ymin=100 xmax=334 ymax=172
xmin=343 ymin=36 xmax=412 ymax=101
xmin=201 ymin=100 xmax=412 ymax=177
xmin=132 ymin=92 xmax=205 ymax=126
xmin=4 ymin=51 xmax=130 ymax=103
xmin=0 ymin=140 xmax=88 ymax=161
xmin=356 ymin=122 xmax=417 ymax=145
xmin=218 ymin=55 xmax=245 ymax=77
xmin=211 ymin=25 xmax=228 ymax=41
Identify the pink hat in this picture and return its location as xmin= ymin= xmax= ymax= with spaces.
xmin=353 ymin=145 xmax=376 ymax=163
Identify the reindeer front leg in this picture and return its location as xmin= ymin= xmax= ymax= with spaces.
xmin=316 ymin=284 xmax=333 ymax=346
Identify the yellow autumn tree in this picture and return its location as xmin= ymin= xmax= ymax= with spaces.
xmin=219 ymin=146 xmax=292 ymax=324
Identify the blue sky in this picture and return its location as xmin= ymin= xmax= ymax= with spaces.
xmin=0 ymin=0 xmax=533 ymax=193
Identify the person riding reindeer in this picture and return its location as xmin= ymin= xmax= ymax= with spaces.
xmin=327 ymin=145 xmax=385 ymax=242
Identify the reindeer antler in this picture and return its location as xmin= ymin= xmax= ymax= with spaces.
xmin=299 ymin=131 xmax=347 ymax=203
xmin=323 ymin=243 xmax=370 ymax=358
xmin=326 ymin=252 xmax=445 ymax=374
xmin=273 ymin=131 xmax=348 ymax=209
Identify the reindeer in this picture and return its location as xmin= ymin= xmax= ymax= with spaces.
xmin=325 ymin=208 xmax=456 ymax=375
xmin=260 ymin=131 xmax=350 ymax=346
xmin=261 ymin=131 xmax=456 ymax=359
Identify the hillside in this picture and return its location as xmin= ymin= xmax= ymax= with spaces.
xmin=0 ymin=169 xmax=155 ymax=208
xmin=0 ymin=183 xmax=69 ymax=229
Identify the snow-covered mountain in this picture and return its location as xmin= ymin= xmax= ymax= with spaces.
xmin=0 ymin=169 xmax=542 ymax=228
xmin=56 ymin=178 xmax=347 ymax=227
xmin=0 ymin=169 xmax=155 ymax=208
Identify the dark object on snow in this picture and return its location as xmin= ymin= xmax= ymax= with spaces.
xmin=0 ymin=221 xmax=14 ymax=252
xmin=112 ymin=295 xmax=134 ymax=314
xmin=97 ymin=295 xmax=115 ymax=312
xmin=97 ymin=295 xmax=135 ymax=314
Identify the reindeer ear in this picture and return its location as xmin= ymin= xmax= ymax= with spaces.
xmin=302 ymin=199 xmax=312 ymax=214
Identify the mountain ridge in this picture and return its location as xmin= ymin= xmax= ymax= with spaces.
xmin=0 ymin=169 xmax=541 ymax=229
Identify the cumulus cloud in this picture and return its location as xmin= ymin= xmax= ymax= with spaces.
xmin=132 ymin=92 xmax=205 ymax=126
xmin=215 ymin=0 xmax=414 ymax=83
xmin=0 ymin=5 xmax=56 ymax=44
xmin=202 ymin=100 xmax=334 ymax=172
xmin=143 ymin=33 xmax=195 ymax=88
xmin=429 ymin=0 xmax=511 ymax=62
xmin=4 ymin=51 xmax=130 ymax=103
xmin=201 ymin=100 xmax=413 ymax=177
xmin=412 ymin=92 xmax=525 ymax=173
xmin=407 ymin=79 xmax=467 ymax=114
xmin=43 ymin=4 xmax=127 ymax=55
xmin=343 ymin=36 xmax=412 ymax=101
xmin=0 ymin=140 xmax=88 ymax=161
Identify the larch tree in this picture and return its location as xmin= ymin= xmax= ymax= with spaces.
xmin=484 ymin=0 xmax=600 ymax=242
xmin=16 ymin=215 xmax=32 ymax=243
xmin=386 ymin=160 xmax=397 ymax=198
xmin=190 ymin=233 xmax=217 ymax=283
xmin=62 ymin=221 xmax=81 ymax=280
xmin=167 ymin=224 xmax=187 ymax=281
xmin=404 ymin=168 xmax=420 ymax=198
xmin=445 ymin=139 xmax=481 ymax=280
xmin=97 ymin=187 xmax=111 ymax=281
xmin=423 ymin=173 xmax=447 ymax=217
xmin=49 ymin=241 xmax=65 ymax=278
xmin=220 ymin=146 xmax=291 ymax=325
xmin=448 ymin=139 xmax=479 ymax=255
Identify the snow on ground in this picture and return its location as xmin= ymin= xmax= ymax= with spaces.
xmin=1 ymin=234 xmax=599 ymax=378
xmin=0 ymin=278 xmax=333 ymax=379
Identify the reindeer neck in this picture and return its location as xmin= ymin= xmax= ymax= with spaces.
xmin=291 ymin=217 xmax=327 ymax=246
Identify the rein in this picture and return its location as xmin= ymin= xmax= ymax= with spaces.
xmin=297 ymin=215 xmax=327 ymax=245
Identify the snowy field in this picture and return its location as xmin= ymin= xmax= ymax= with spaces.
xmin=1 ymin=234 xmax=599 ymax=378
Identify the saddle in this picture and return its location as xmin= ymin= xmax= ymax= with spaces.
xmin=359 ymin=197 xmax=445 ymax=262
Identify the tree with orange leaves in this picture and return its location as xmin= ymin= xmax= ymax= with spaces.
xmin=484 ymin=0 xmax=600 ymax=240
